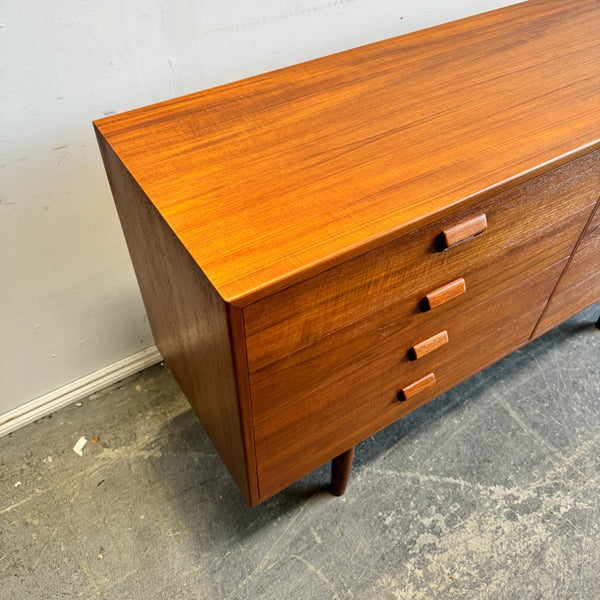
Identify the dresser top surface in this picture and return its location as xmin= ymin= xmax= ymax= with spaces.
xmin=94 ymin=0 xmax=600 ymax=305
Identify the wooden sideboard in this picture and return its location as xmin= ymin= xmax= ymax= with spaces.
xmin=94 ymin=0 xmax=600 ymax=507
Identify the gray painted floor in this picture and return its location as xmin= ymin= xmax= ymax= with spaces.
xmin=1 ymin=303 xmax=599 ymax=599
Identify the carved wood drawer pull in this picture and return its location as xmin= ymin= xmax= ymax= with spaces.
xmin=442 ymin=213 xmax=488 ymax=249
xmin=421 ymin=278 xmax=466 ymax=311
xmin=409 ymin=330 xmax=449 ymax=360
xmin=398 ymin=372 xmax=436 ymax=401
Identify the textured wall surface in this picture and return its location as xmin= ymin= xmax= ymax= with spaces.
xmin=1 ymin=0 xmax=517 ymax=415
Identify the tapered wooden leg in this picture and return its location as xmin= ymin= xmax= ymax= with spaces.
xmin=331 ymin=446 xmax=355 ymax=496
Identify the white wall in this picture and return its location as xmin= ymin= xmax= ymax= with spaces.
xmin=1 ymin=0 xmax=517 ymax=419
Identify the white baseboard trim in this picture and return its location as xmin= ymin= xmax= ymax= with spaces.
xmin=0 ymin=346 xmax=162 ymax=438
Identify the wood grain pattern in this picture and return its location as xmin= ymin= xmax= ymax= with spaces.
xmin=410 ymin=330 xmax=449 ymax=361
xmin=245 ymin=203 xmax=586 ymax=405
xmin=246 ymin=206 xmax=590 ymax=407
xmin=399 ymin=373 xmax=436 ymax=401
xmin=422 ymin=279 xmax=466 ymax=311
xmin=94 ymin=1 xmax=600 ymax=506
xmin=532 ymin=199 xmax=600 ymax=337
xmin=95 ymin=131 xmax=259 ymax=505
xmin=93 ymin=0 xmax=600 ymax=305
xmin=442 ymin=214 xmax=488 ymax=249
xmin=251 ymin=261 xmax=566 ymax=500
xmin=245 ymin=154 xmax=599 ymax=375
xmin=589 ymin=200 xmax=600 ymax=233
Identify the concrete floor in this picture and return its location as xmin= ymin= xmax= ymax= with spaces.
xmin=1 ymin=303 xmax=599 ymax=599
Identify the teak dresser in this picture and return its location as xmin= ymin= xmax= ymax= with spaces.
xmin=94 ymin=0 xmax=600 ymax=507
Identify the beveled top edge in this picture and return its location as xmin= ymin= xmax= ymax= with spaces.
xmin=95 ymin=0 xmax=600 ymax=305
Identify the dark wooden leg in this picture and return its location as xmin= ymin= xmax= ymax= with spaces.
xmin=330 ymin=446 xmax=355 ymax=496
xmin=596 ymin=315 xmax=600 ymax=330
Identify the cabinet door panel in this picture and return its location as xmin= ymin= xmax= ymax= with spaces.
xmin=533 ymin=201 xmax=600 ymax=337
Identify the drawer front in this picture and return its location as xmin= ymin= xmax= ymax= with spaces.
xmin=533 ymin=201 xmax=600 ymax=336
xmin=251 ymin=261 xmax=565 ymax=499
xmin=247 ymin=209 xmax=587 ymax=406
xmin=245 ymin=150 xmax=599 ymax=372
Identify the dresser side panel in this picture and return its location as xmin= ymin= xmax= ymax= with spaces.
xmin=95 ymin=130 xmax=257 ymax=505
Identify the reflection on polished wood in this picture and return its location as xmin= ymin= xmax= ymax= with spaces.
xmin=94 ymin=0 xmax=600 ymax=506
